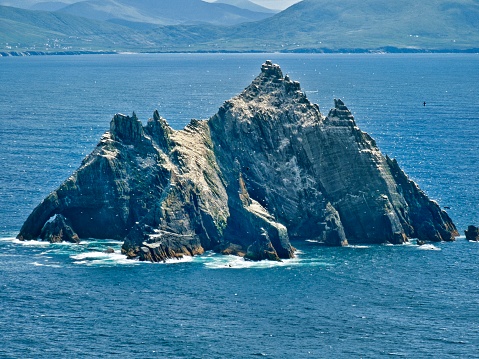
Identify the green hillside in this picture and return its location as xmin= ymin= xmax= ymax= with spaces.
xmin=1 ymin=0 xmax=479 ymax=54
xmin=57 ymin=0 xmax=273 ymax=27
xmin=132 ymin=0 xmax=479 ymax=52
xmin=0 ymin=5 xmax=147 ymax=52
xmin=233 ymin=0 xmax=479 ymax=51
xmin=182 ymin=0 xmax=479 ymax=51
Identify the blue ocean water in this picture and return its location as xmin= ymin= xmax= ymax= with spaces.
xmin=0 ymin=54 xmax=478 ymax=358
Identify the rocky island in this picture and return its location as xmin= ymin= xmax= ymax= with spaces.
xmin=17 ymin=61 xmax=458 ymax=262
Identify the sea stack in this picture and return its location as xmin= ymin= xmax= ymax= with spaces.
xmin=17 ymin=61 xmax=458 ymax=261
xmin=465 ymin=225 xmax=479 ymax=241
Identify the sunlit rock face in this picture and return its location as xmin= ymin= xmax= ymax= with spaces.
xmin=17 ymin=61 xmax=458 ymax=262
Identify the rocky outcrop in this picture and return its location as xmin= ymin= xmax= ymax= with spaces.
xmin=39 ymin=214 xmax=80 ymax=243
xmin=17 ymin=61 xmax=458 ymax=261
xmin=465 ymin=225 xmax=479 ymax=241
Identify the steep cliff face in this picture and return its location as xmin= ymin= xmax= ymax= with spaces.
xmin=208 ymin=61 xmax=457 ymax=245
xmin=17 ymin=61 xmax=458 ymax=261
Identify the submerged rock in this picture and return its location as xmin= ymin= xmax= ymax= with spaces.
xmin=17 ymin=61 xmax=458 ymax=261
xmin=465 ymin=225 xmax=479 ymax=241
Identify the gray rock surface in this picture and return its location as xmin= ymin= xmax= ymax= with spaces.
xmin=17 ymin=61 xmax=458 ymax=261
xmin=39 ymin=214 xmax=80 ymax=243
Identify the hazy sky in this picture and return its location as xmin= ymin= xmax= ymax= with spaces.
xmin=248 ymin=0 xmax=301 ymax=10
xmin=203 ymin=0 xmax=301 ymax=10
xmin=9 ymin=0 xmax=302 ymax=11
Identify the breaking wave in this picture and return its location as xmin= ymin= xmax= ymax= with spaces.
xmin=197 ymin=250 xmax=333 ymax=269
xmin=1 ymin=234 xmax=460 ymax=269
xmin=417 ymin=244 xmax=441 ymax=251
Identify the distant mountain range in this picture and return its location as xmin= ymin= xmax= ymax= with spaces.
xmin=30 ymin=2 xmax=71 ymax=11
xmin=55 ymin=0 xmax=274 ymax=27
xmin=0 ymin=0 xmax=275 ymax=26
xmin=1 ymin=0 xmax=478 ymax=55
xmin=217 ymin=0 xmax=479 ymax=51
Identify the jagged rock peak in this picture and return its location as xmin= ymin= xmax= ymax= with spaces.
xmin=148 ymin=110 xmax=173 ymax=151
xmin=256 ymin=60 xmax=304 ymax=91
xmin=233 ymin=61 xmax=314 ymax=120
xmin=328 ymin=99 xmax=355 ymax=121
xmin=152 ymin=109 xmax=162 ymax=122
xmin=261 ymin=59 xmax=283 ymax=79
xmin=110 ymin=112 xmax=144 ymax=144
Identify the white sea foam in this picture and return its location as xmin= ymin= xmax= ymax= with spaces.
xmin=31 ymin=261 xmax=62 ymax=268
xmin=50 ymin=241 xmax=82 ymax=247
xmin=1 ymin=235 xmax=191 ymax=267
xmin=417 ymin=244 xmax=441 ymax=251
xmin=1 ymin=235 xmax=329 ymax=268
xmin=164 ymin=255 xmax=195 ymax=264
xmin=79 ymin=239 xmax=123 ymax=246
xmin=71 ymin=251 xmax=116 ymax=260
xmin=198 ymin=251 xmax=332 ymax=269
xmin=202 ymin=255 xmax=292 ymax=269
xmin=71 ymin=251 xmax=138 ymax=266
xmin=11 ymin=238 xmax=50 ymax=247
xmin=79 ymin=257 xmax=137 ymax=266
xmin=0 ymin=236 xmax=16 ymax=242
xmin=305 ymin=239 xmax=372 ymax=249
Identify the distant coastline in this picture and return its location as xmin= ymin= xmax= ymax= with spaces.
xmin=0 ymin=50 xmax=117 ymax=57
xmin=1 ymin=47 xmax=479 ymax=57
xmin=2 ymin=1 xmax=478 ymax=59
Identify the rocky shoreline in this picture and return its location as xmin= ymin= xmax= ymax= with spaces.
xmin=17 ymin=61 xmax=458 ymax=262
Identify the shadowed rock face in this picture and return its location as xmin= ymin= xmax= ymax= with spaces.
xmin=17 ymin=61 xmax=458 ymax=261
xmin=40 ymin=214 xmax=80 ymax=244
xmin=465 ymin=225 xmax=479 ymax=241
